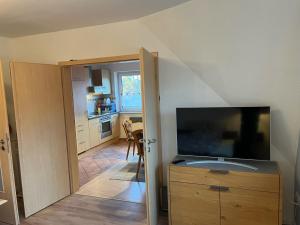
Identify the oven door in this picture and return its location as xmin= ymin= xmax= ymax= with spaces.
xmin=101 ymin=120 xmax=112 ymax=139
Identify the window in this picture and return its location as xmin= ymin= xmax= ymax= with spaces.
xmin=118 ymin=71 xmax=142 ymax=112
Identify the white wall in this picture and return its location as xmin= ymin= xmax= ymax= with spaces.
xmin=6 ymin=1 xmax=299 ymax=222
xmin=140 ymin=0 xmax=300 ymax=223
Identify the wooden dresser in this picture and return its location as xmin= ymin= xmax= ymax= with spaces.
xmin=168 ymin=157 xmax=282 ymax=225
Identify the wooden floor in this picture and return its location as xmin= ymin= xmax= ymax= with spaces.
xmin=20 ymin=195 xmax=168 ymax=225
xmin=20 ymin=141 xmax=168 ymax=225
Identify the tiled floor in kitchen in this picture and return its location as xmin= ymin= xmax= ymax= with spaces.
xmin=77 ymin=140 xmax=146 ymax=204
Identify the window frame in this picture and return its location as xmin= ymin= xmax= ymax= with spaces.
xmin=117 ymin=70 xmax=142 ymax=112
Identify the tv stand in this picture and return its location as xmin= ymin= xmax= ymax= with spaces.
xmin=168 ymin=156 xmax=282 ymax=225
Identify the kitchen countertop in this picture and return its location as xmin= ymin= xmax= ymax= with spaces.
xmin=88 ymin=111 xmax=119 ymax=120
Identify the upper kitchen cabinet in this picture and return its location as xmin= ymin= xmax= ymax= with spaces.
xmin=100 ymin=69 xmax=111 ymax=94
xmin=71 ymin=66 xmax=90 ymax=81
xmin=71 ymin=67 xmax=89 ymax=122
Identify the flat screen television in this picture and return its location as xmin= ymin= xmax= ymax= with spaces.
xmin=176 ymin=107 xmax=270 ymax=160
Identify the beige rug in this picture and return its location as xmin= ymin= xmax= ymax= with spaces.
xmin=76 ymin=161 xmax=146 ymax=204
xmin=110 ymin=162 xmax=145 ymax=182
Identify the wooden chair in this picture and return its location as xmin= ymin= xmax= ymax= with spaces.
xmin=122 ymin=120 xmax=135 ymax=160
xmin=131 ymin=129 xmax=144 ymax=180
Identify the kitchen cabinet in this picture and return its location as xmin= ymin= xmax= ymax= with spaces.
xmin=72 ymin=70 xmax=90 ymax=154
xmin=88 ymin=118 xmax=101 ymax=148
xmin=71 ymin=66 xmax=89 ymax=81
xmin=111 ymin=113 xmax=120 ymax=138
xmin=75 ymin=121 xmax=90 ymax=154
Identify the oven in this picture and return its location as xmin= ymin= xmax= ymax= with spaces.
xmin=100 ymin=115 xmax=112 ymax=139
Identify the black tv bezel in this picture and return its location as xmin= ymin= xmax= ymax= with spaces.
xmin=175 ymin=106 xmax=271 ymax=161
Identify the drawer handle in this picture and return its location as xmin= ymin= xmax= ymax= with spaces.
xmin=79 ymin=141 xmax=86 ymax=145
xmin=219 ymin=186 xmax=229 ymax=192
xmin=78 ymin=129 xmax=84 ymax=132
xmin=209 ymin=185 xmax=219 ymax=191
xmin=209 ymin=185 xmax=230 ymax=192
xmin=209 ymin=169 xmax=229 ymax=174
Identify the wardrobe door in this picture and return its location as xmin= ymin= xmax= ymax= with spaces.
xmin=220 ymin=187 xmax=279 ymax=225
xmin=170 ymin=182 xmax=220 ymax=225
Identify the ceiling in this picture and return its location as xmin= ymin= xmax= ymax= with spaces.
xmin=0 ymin=0 xmax=189 ymax=37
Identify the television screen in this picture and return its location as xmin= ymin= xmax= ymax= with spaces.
xmin=176 ymin=107 xmax=270 ymax=160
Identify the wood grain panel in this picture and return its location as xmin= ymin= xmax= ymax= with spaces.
xmin=11 ymin=62 xmax=70 ymax=217
xmin=61 ymin=66 xmax=79 ymax=193
xmin=169 ymin=165 xmax=279 ymax=193
xmin=0 ymin=61 xmax=19 ymax=225
xmin=220 ymin=188 xmax=279 ymax=225
xmin=170 ymin=182 xmax=220 ymax=225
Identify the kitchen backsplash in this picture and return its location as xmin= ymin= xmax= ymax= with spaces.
xmin=87 ymin=95 xmax=98 ymax=115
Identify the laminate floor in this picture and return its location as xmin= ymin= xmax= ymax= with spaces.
xmin=21 ymin=194 xmax=168 ymax=225
xmin=20 ymin=141 xmax=168 ymax=225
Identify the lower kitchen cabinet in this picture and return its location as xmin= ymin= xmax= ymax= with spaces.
xmin=111 ymin=114 xmax=120 ymax=138
xmin=75 ymin=120 xmax=90 ymax=154
xmin=88 ymin=118 xmax=101 ymax=148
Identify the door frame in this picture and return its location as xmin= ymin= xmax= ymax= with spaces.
xmin=59 ymin=51 xmax=163 ymax=195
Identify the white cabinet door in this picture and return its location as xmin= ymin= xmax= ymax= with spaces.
xmin=111 ymin=114 xmax=120 ymax=138
xmin=99 ymin=69 xmax=111 ymax=95
xmin=88 ymin=119 xmax=101 ymax=148
xmin=76 ymin=121 xmax=90 ymax=154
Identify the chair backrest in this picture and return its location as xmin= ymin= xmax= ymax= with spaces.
xmin=131 ymin=129 xmax=144 ymax=156
xmin=122 ymin=120 xmax=133 ymax=140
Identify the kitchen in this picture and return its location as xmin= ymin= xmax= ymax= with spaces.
xmin=71 ymin=59 xmax=146 ymax=204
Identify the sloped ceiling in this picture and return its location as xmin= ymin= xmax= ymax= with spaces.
xmin=0 ymin=0 xmax=190 ymax=37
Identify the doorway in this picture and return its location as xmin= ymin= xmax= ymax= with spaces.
xmin=61 ymin=49 xmax=162 ymax=225
xmin=69 ymin=60 xmax=146 ymax=204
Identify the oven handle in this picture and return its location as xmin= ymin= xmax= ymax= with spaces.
xmin=100 ymin=119 xmax=112 ymax=123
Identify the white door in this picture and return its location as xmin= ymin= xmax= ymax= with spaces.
xmin=0 ymin=61 xmax=19 ymax=225
xmin=10 ymin=62 xmax=70 ymax=217
xmin=140 ymin=48 xmax=160 ymax=225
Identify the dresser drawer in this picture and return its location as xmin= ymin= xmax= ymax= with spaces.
xmin=169 ymin=165 xmax=279 ymax=193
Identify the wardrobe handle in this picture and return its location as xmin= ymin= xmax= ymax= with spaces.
xmin=209 ymin=169 xmax=229 ymax=175
xmin=209 ymin=185 xmax=219 ymax=191
xmin=219 ymin=186 xmax=230 ymax=192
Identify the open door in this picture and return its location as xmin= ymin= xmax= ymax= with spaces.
xmin=0 ymin=61 xmax=19 ymax=225
xmin=10 ymin=62 xmax=70 ymax=217
xmin=140 ymin=48 xmax=160 ymax=225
